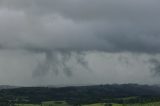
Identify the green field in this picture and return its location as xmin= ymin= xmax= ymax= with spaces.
xmin=42 ymin=101 xmax=70 ymax=106
xmin=15 ymin=101 xmax=70 ymax=106
xmin=15 ymin=104 xmax=40 ymax=106
xmin=15 ymin=101 xmax=160 ymax=106
xmin=123 ymin=102 xmax=160 ymax=106
xmin=83 ymin=103 xmax=125 ymax=106
xmin=83 ymin=102 xmax=160 ymax=106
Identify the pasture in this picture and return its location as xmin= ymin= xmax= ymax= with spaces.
xmin=15 ymin=101 xmax=160 ymax=106
xmin=15 ymin=101 xmax=70 ymax=106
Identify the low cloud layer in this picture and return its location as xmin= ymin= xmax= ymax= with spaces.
xmin=0 ymin=0 xmax=160 ymax=85
xmin=0 ymin=0 xmax=160 ymax=53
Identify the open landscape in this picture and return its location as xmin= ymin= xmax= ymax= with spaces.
xmin=0 ymin=0 xmax=160 ymax=106
xmin=13 ymin=102 xmax=160 ymax=106
xmin=0 ymin=84 xmax=160 ymax=106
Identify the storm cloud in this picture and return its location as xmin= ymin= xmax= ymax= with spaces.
xmin=0 ymin=0 xmax=159 ymax=53
xmin=0 ymin=0 xmax=160 ymax=85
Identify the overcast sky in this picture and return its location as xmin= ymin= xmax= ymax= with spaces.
xmin=0 ymin=0 xmax=160 ymax=86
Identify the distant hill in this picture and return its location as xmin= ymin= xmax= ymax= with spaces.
xmin=0 ymin=84 xmax=160 ymax=104
xmin=0 ymin=85 xmax=18 ymax=90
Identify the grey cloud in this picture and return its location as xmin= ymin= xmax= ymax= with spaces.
xmin=0 ymin=0 xmax=160 ymax=84
xmin=32 ymin=51 xmax=90 ymax=77
xmin=0 ymin=0 xmax=159 ymax=53
xmin=149 ymin=58 xmax=160 ymax=76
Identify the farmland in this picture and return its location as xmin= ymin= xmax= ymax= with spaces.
xmin=0 ymin=84 xmax=160 ymax=106
xmin=15 ymin=101 xmax=69 ymax=106
xmin=14 ymin=101 xmax=160 ymax=106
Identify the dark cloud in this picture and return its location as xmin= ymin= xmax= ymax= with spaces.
xmin=31 ymin=51 xmax=90 ymax=77
xmin=0 ymin=0 xmax=160 ymax=85
xmin=0 ymin=0 xmax=159 ymax=53
xmin=149 ymin=58 xmax=160 ymax=76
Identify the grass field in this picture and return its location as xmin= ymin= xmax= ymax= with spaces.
xmin=15 ymin=104 xmax=40 ymax=106
xmin=15 ymin=101 xmax=70 ymax=106
xmin=42 ymin=101 xmax=70 ymax=106
xmin=124 ymin=102 xmax=160 ymax=106
xmin=15 ymin=101 xmax=160 ymax=106
xmin=83 ymin=102 xmax=160 ymax=106
xmin=83 ymin=103 xmax=126 ymax=106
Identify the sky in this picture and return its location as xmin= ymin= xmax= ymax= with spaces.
xmin=0 ymin=0 xmax=160 ymax=86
